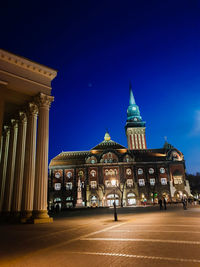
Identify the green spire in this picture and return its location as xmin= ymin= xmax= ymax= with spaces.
xmin=129 ymin=82 xmax=136 ymax=105
xmin=125 ymin=82 xmax=146 ymax=129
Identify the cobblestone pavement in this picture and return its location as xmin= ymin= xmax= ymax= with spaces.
xmin=0 ymin=204 xmax=200 ymax=267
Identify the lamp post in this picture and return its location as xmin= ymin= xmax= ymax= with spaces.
xmin=111 ymin=179 xmax=118 ymax=221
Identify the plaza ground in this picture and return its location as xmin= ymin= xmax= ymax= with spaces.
xmin=0 ymin=204 xmax=200 ymax=267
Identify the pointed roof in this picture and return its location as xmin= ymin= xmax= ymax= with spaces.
xmin=91 ymin=132 xmax=126 ymax=150
xmin=129 ymin=82 xmax=136 ymax=105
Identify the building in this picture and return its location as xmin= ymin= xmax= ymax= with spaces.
xmin=0 ymin=49 xmax=57 ymax=223
xmin=49 ymin=84 xmax=190 ymax=209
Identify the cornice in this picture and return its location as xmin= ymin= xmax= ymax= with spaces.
xmin=0 ymin=49 xmax=57 ymax=80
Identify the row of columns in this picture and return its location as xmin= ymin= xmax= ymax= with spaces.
xmin=0 ymin=93 xmax=54 ymax=223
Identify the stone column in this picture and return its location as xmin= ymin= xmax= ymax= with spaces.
xmin=0 ymin=127 xmax=10 ymax=212
xmin=21 ymin=103 xmax=38 ymax=222
xmin=2 ymin=120 xmax=18 ymax=214
xmin=0 ymin=98 xmax=5 ymax=141
xmin=32 ymin=93 xmax=54 ymax=223
xmin=0 ymin=135 xmax=3 ymax=163
xmin=11 ymin=112 xmax=27 ymax=217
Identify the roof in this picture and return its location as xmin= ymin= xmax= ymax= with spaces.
xmin=91 ymin=139 xmax=126 ymax=150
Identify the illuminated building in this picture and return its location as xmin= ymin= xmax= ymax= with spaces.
xmin=49 ymin=84 xmax=191 ymax=209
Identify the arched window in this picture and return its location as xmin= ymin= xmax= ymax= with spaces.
xmin=100 ymin=152 xmax=118 ymax=163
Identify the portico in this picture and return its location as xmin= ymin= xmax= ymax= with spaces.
xmin=0 ymin=49 xmax=57 ymax=223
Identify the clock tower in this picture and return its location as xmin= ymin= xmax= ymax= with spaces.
xmin=125 ymin=83 xmax=147 ymax=150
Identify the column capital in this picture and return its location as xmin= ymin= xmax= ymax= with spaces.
xmin=11 ymin=119 xmax=18 ymax=129
xmin=18 ymin=111 xmax=27 ymax=124
xmin=26 ymin=103 xmax=38 ymax=117
xmin=34 ymin=93 xmax=54 ymax=109
xmin=3 ymin=125 xmax=10 ymax=135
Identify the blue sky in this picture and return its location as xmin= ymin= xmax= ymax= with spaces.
xmin=1 ymin=0 xmax=200 ymax=173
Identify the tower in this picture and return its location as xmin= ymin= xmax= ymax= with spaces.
xmin=125 ymin=83 xmax=147 ymax=149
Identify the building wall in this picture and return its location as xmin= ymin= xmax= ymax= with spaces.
xmin=48 ymin=154 xmax=189 ymax=210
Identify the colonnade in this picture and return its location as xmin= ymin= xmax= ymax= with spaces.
xmin=0 ymin=92 xmax=54 ymax=223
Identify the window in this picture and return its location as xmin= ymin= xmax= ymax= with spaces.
xmin=91 ymin=159 xmax=95 ymax=164
xmin=54 ymin=172 xmax=61 ymax=178
xmin=90 ymin=181 xmax=97 ymax=188
xmin=160 ymin=167 xmax=165 ymax=174
xmin=173 ymin=176 xmax=183 ymax=184
xmin=54 ymin=183 xmax=61 ymax=190
xmin=66 ymin=182 xmax=73 ymax=190
xmin=90 ymin=170 xmax=96 ymax=177
xmin=127 ymin=179 xmax=133 ymax=187
xmin=161 ymin=178 xmax=167 ymax=185
xmin=150 ymin=178 xmax=155 ymax=186
xmin=105 ymin=180 xmax=119 ymax=187
xmin=67 ymin=171 xmax=72 ymax=178
xmin=149 ymin=168 xmax=154 ymax=174
xmin=54 ymin=197 xmax=61 ymax=202
xmin=105 ymin=180 xmax=111 ymax=187
xmin=78 ymin=171 xmax=83 ymax=176
xmin=138 ymin=168 xmax=143 ymax=175
xmin=138 ymin=179 xmax=145 ymax=186
xmin=66 ymin=196 xmax=73 ymax=201
xmin=126 ymin=168 xmax=132 ymax=175
xmin=66 ymin=202 xmax=73 ymax=208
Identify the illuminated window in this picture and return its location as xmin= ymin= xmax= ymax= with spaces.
xmin=127 ymin=179 xmax=133 ymax=187
xmin=66 ymin=196 xmax=73 ymax=201
xmin=90 ymin=170 xmax=96 ymax=177
xmin=105 ymin=180 xmax=111 ymax=187
xmin=138 ymin=179 xmax=145 ymax=186
xmin=66 ymin=202 xmax=73 ymax=208
xmin=67 ymin=171 xmax=72 ymax=178
xmin=138 ymin=168 xmax=143 ymax=175
xmin=161 ymin=178 xmax=167 ymax=185
xmin=78 ymin=171 xmax=84 ymax=176
xmin=90 ymin=181 xmax=97 ymax=188
xmin=126 ymin=168 xmax=132 ymax=175
xmin=150 ymin=178 xmax=155 ymax=186
xmin=149 ymin=168 xmax=154 ymax=174
xmin=66 ymin=182 xmax=73 ymax=190
xmin=54 ymin=197 xmax=61 ymax=202
xmin=174 ymin=176 xmax=183 ymax=184
xmin=54 ymin=172 xmax=61 ymax=178
xmin=54 ymin=183 xmax=61 ymax=190
xmin=160 ymin=167 xmax=165 ymax=174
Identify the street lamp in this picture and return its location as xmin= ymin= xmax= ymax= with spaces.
xmin=111 ymin=179 xmax=118 ymax=221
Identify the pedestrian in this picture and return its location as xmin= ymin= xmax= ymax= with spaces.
xmin=182 ymin=197 xmax=187 ymax=210
xmin=158 ymin=199 xmax=163 ymax=210
xmin=163 ymin=197 xmax=167 ymax=210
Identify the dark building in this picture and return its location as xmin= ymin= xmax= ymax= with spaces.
xmin=49 ymin=85 xmax=191 ymax=209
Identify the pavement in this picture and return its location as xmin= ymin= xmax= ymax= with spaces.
xmin=0 ymin=204 xmax=200 ymax=267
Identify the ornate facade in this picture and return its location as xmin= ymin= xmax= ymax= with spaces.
xmin=49 ymin=84 xmax=191 ymax=209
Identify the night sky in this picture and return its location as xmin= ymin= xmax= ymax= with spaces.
xmin=1 ymin=1 xmax=200 ymax=174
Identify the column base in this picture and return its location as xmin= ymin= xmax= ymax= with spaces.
xmin=20 ymin=210 xmax=32 ymax=223
xmin=31 ymin=210 xmax=53 ymax=224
